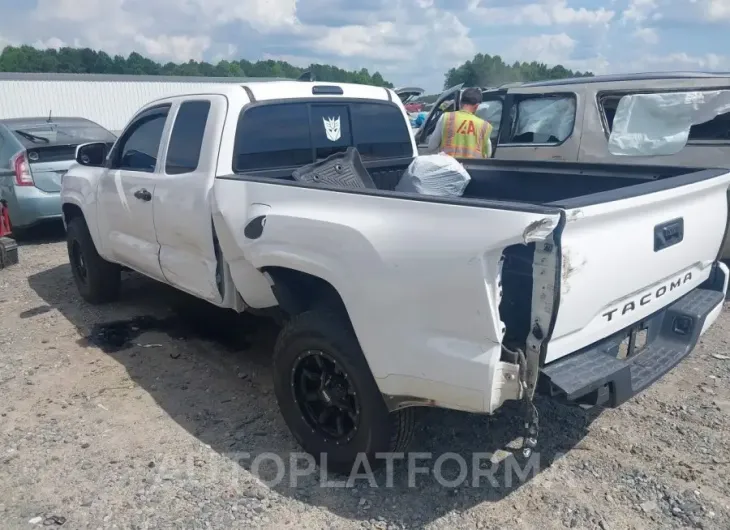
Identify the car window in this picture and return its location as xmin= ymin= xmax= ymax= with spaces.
xmin=233 ymin=101 xmax=413 ymax=172
xmin=310 ymin=104 xmax=351 ymax=160
xmin=165 ymin=100 xmax=211 ymax=175
xmin=349 ymin=103 xmax=413 ymax=159
xmin=0 ymin=131 xmax=19 ymax=164
xmin=502 ymin=95 xmax=576 ymax=145
xmin=688 ymin=111 xmax=730 ymax=141
xmin=233 ymin=103 xmax=312 ymax=172
xmin=10 ymin=119 xmax=116 ymax=147
xmin=476 ymin=100 xmax=503 ymax=140
xmin=112 ymin=107 xmax=170 ymax=173
xmin=601 ymin=93 xmax=730 ymax=142
xmin=606 ymin=90 xmax=730 ymax=156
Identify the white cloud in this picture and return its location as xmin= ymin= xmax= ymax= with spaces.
xmin=13 ymin=0 xmax=478 ymax=91
xmin=133 ymin=35 xmax=212 ymax=62
xmin=183 ymin=0 xmax=299 ymax=31
xmin=633 ymin=27 xmax=659 ymax=44
xmin=626 ymin=52 xmax=730 ymax=72
xmin=0 ymin=0 xmax=728 ymax=91
xmin=622 ymin=0 xmax=659 ymax=23
xmin=704 ymin=0 xmax=730 ymax=20
xmin=33 ymin=37 xmax=68 ymax=50
xmin=470 ymin=0 xmax=614 ymax=26
xmin=0 ymin=34 xmax=14 ymax=50
xmin=513 ymin=33 xmax=576 ymax=64
xmin=34 ymin=0 xmax=115 ymax=22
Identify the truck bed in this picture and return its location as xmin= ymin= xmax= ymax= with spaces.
xmin=216 ymin=151 xmax=730 ymax=414
xmin=243 ymin=157 xmax=712 ymax=208
xmin=458 ymin=159 xmax=700 ymax=207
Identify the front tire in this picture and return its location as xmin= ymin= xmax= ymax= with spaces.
xmin=272 ymin=309 xmax=417 ymax=474
xmin=66 ymin=216 xmax=121 ymax=304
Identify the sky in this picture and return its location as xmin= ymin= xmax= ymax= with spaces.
xmin=0 ymin=0 xmax=729 ymax=92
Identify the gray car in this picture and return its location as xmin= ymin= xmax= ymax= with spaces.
xmin=0 ymin=117 xmax=116 ymax=235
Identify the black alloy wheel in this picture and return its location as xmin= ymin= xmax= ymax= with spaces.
xmin=291 ymin=349 xmax=361 ymax=444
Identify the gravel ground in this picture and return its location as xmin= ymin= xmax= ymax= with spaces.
xmin=1 ymin=227 xmax=729 ymax=530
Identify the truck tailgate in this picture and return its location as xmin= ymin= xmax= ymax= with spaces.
xmin=545 ymin=169 xmax=730 ymax=364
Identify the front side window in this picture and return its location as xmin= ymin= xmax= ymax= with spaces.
xmin=112 ymin=106 xmax=170 ymax=172
xmin=502 ymin=95 xmax=576 ymax=145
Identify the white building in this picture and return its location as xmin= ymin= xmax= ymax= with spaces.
xmin=0 ymin=72 xmax=286 ymax=134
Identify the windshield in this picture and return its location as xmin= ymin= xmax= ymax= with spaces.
xmin=11 ymin=120 xmax=116 ymax=146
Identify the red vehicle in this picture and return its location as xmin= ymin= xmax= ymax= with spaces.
xmin=395 ymin=87 xmax=425 ymax=113
xmin=404 ymin=101 xmax=425 ymax=113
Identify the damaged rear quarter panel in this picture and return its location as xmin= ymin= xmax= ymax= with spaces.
xmin=213 ymin=178 xmax=562 ymax=412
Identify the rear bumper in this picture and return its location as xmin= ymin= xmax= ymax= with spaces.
xmin=540 ymin=261 xmax=728 ymax=408
xmin=4 ymin=185 xmax=62 ymax=228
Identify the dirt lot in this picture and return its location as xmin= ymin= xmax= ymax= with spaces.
xmin=1 ymin=228 xmax=729 ymax=530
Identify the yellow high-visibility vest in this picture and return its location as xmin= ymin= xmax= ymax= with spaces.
xmin=441 ymin=110 xmax=492 ymax=159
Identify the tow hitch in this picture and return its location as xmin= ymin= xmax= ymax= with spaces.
xmin=0 ymin=200 xmax=19 ymax=270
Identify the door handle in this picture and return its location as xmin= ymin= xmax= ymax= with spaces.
xmin=133 ymin=188 xmax=152 ymax=202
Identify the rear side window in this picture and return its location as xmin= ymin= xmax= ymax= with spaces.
xmin=601 ymin=92 xmax=730 ymax=143
xmin=689 ymin=111 xmax=730 ymax=141
xmin=232 ymin=101 xmax=412 ymax=172
xmin=502 ymin=95 xmax=576 ymax=145
xmin=166 ymin=100 xmax=211 ymax=174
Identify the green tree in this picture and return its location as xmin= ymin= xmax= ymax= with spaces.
xmin=0 ymin=45 xmax=395 ymax=87
xmin=444 ymin=53 xmax=593 ymax=89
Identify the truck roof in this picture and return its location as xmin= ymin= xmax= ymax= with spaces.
xmin=245 ymin=81 xmax=394 ymax=102
xmin=144 ymin=81 xmax=395 ymax=106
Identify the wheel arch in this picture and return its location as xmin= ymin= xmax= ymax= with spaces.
xmin=62 ymin=200 xmax=107 ymax=259
xmin=262 ymin=266 xmax=348 ymax=318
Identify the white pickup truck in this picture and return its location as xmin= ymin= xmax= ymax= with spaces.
xmin=61 ymin=80 xmax=730 ymax=472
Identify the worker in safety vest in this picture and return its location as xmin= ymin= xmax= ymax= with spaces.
xmin=426 ymin=87 xmax=493 ymax=158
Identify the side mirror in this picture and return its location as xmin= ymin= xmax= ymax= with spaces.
xmin=75 ymin=142 xmax=108 ymax=167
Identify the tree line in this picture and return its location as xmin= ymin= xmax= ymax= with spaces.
xmin=0 ymin=45 xmax=392 ymax=87
xmin=444 ymin=53 xmax=592 ymax=89
xmin=0 ymin=46 xmax=593 ymax=91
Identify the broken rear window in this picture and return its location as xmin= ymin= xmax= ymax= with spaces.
xmin=604 ymin=90 xmax=730 ymax=156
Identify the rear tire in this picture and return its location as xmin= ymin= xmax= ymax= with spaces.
xmin=272 ymin=309 xmax=417 ymax=475
xmin=66 ymin=216 xmax=121 ymax=304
